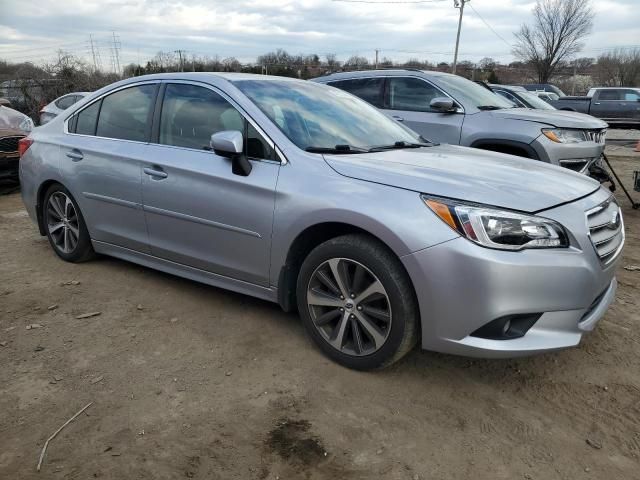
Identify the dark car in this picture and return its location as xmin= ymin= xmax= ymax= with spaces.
xmin=0 ymin=105 xmax=34 ymax=182
xmin=551 ymin=87 xmax=640 ymax=126
xmin=489 ymin=84 xmax=557 ymax=110
xmin=520 ymin=83 xmax=566 ymax=98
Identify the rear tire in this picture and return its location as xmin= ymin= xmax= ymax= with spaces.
xmin=43 ymin=184 xmax=94 ymax=263
xmin=296 ymin=234 xmax=419 ymax=370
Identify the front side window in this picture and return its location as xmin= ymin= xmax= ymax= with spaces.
xmin=387 ymin=77 xmax=444 ymax=112
xmin=96 ymin=84 xmax=156 ymax=142
xmin=235 ymin=79 xmax=420 ymax=151
xmin=329 ymin=78 xmax=384 ymax=107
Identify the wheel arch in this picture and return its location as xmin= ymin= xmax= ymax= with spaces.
xmin=470 ymin=138 xmax=539 ymax=160
xmin=36 ymin=179 xmax=65 ymax=236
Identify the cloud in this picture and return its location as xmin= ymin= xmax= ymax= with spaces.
xmin=0 ymin=0 xmax=637 ymax=67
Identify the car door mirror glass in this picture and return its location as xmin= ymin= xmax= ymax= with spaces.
xmin=430 ymin=97 xmax=455 ymax=112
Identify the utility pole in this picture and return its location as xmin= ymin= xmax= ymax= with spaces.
xmin=375 ymin=49 xmax=379 ymax=69
xmin=88 ymin=34 xmax=99 ymax=72
xmin=571 ymin=60 xmax=577 ymax=95
xmin=111 ymin=31 xmax=121 ymax=76
xmin=452 ymin=0 xmax=469 ymax=75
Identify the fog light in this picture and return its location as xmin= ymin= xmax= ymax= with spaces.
xmin=502 ymin=318 xmax=511 ymax=335
xmin=470 ymin=314 xmax=542 ymax=340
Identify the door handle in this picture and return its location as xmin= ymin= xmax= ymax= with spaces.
xmin=143 ymin=167 xmax=168 ymax=179
xmin=391 ymin=115 xmax=405 ymax=122
xmin=66 ymin=149 xmax=83 ymax=161
xmin=594 ymin=102 xmax=601 ymax=105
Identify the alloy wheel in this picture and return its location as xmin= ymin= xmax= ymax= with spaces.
xmin=306 ymin=257 xmax=392 ymax=356
xmin=46 ymin=192 xmax=80 ymax=254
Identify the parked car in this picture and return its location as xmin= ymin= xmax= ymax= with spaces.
xmin=19 ymin=73 xmax=623 ymax=370
xmin=39 ymin=92 xmax=89 ymax=125
xmin=550 ymin=87 xmax=640 ymax=126
xmin=488 ymin=84 xmax=557 ymax=110
xmin=536 ymin=91 xmax=561 ymax=103
xmin=0 ymin=105 xmax=34 ymax=182
xmin=314 ymin=70 xmax=608 ymax=174
xmin=520 ymin=83 xmax=566 ymax=98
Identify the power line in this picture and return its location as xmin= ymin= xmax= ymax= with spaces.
xmin=467 ymin=3 xmax=513 ymax=49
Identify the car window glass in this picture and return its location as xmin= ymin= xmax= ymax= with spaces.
xmin=598 ymin=90 xmax=621 ymax=101
xmin=74 ymin=100 xmax=100 ymax=135
xmin=495 ymin=90 xmax=520 ymax=107
xmin=387 ymin=77 xmax=444 ymax=112
xmin=624 ymin=91 xmax=640 ymax=101
xmin=159 ymin=83 xmax=244 ymax=150
xmin=246 ymin=123 xmax=274 ymax=160
xmin=55 ymin=95 xmax=77 ymax=110
xmin=329 ymin=78 xmax=384 ymax=107
xmin=96 ymin=84 xmax=155 ymax=142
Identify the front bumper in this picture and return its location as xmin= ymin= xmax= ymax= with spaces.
xmin=401 ymin=187 xmax=622 ymax=358
xmin=531 ymin=133 xmax=605 ymax=172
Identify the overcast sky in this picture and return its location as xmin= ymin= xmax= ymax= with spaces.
xmin=0 ymin=0 xmax=638 ymax=69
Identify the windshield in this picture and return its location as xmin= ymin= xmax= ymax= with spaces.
xmin=234 ymin=79 xmax=421 ymax=151
xmin=435 ymin=75 xmax=514 ymax=110
xmin=519 ymin=91 xmax=556 ymax=110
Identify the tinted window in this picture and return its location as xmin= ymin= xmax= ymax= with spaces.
xmin=55 ymin=95 xmax=78 ymax=110
xmin=387 ymin=77 xmax=444 ymax=112
xmin=246 ymin=123 xmax=273 ymax=160
xmin=494 ymin=90 xmax=521 ymax=107
xmin=624 ymin=90 xmax=640 ymax=101
xmin=159 ymin=84 xmax=244 ymax=150
xmin=96 ymin=85 xmax=156 ymax=142
xmin=598 ymin=90 xmax=622 ymax=101
xmin=329 ymin=78 xmax=384 ymax=107
xmin=75 ymin=100 xmax=100 ymax=135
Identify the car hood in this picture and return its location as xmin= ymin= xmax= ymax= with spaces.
xmin=323 ymin=144 xmax=600 ymax=212
xmin=488 ymin=108 xmax=608 ymax=129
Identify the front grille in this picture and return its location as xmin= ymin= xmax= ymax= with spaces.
xmin=0 ymin=135 xmax=23 ymax=153
xmin=586 ymin=197 xmax=624 ymax=265
xmin=586 ymin=129 xmax=606 ymax=144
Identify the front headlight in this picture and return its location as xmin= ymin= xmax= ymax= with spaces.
xmin=423 ymin=196 xmax=569 ymax=250
xmin=542 ymin=128 xmax=588 ymax=144
xmin=19 ymin=117 xmax=34 ymax=133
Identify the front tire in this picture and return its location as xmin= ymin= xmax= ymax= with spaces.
xmin=43 ymin=184 xmax=94 ymax=262
xmin=296 ymin=234 xmax=419 ymax=370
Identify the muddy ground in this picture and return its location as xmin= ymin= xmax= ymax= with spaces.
xmin=1 ymin=154 xmax=639 ymax=480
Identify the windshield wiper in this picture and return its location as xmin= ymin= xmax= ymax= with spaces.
xmin=477 ymin=105 xmax=503 ymax=111
xmin=367 ymin=141 xmax=436 ymax=152
xmin=305 ymin=144 xmax=368 ymax=154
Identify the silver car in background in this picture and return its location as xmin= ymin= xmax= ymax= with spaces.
xmin=313 ymin=70 xmax=608 ymax=175
xmin=39 ymin=92 xmax=89 ymax=125
xmin=19 ymin=73 xmax=623 ymax=369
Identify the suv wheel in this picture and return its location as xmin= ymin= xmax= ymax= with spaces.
xmin=43 ymin=184 xmax=94 ymax=262
xmin=296 ymin=234 xmax=419 ymax=370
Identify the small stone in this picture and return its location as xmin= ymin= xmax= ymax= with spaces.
xmin=585 ymin=467 xmax=590 ymax=473
xmin=376 ymin=449 xmax=383 ymax=455
xmin=48 ymin=304 xmax=58 ymax=311
xmin=586 ymin=438 xmax=602 ymax=449
xmin=76 ymin=311 xmax=101 ymax=319
xmin=137 ymin=304 xmax=144 ymax=310
xmin=71 ymin=280 xmax=80 ymax=285
xmin=413 ymin=475 xmax=420 ymax=480
xmin=131 ymin=333 xmax=137 ymax=338
xmin=603 ymin=386 xmax=609 ymax=392
xmin=34 ymin=345 xmax=45 ymax=352
xmin=225 ymin=371 xmax=232 ymax=376
xmin=26 ymin=323 xmax=43 ymax=330
xmin=33 ymin=306 xmax=41 ymax=311
xmin=0 ymin=341 xmax=7 ymax=347
xmin=54 ymin=374 xmax=63 ymax=381
xmin=170 ymin=317 xmax=178 ymax=323
xmin=90 ymin=375 xmax=104 ymax=384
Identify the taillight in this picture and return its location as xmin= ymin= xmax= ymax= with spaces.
xmin=18 ymin=137 xmax=34 ymax=157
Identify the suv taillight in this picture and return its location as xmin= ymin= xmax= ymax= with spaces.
xmin=18 ymin=137 xmax=33 ymax=157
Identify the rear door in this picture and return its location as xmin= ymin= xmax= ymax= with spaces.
xmin=141 ymin=82 xmax=279 ymax=286
xmin=590 ymin=89 xmax=623 ymax=120
xmin=382 ymin=76 xmax=463 ymax=144
xmin=620 ymin=89 xmax=640 ymax=122
xmin=61 ymin=83 xmax=158 ymax=253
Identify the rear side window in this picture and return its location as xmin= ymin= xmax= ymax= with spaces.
xmin=96 ymin=85 xmax=156 ymax=142
xmin=329 ymin=78 xmax=384 ymax=107
xmin=75 ymin=101 xmax=100 ymax=135
xmin=387 ymin=77 xmax=443 ymax=112
xmin=598 ymin=90 xmax=622 ymax=101
xmin=55 ymin=95 xmax=78 ymax=110
xmin=623 ymin=90 xmax=640 ymax=101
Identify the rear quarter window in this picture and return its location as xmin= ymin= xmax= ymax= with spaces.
xmin=328 ymin=78 xmax=384 ymax=107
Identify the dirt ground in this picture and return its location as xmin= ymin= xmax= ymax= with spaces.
xmin=1 ymin=155 xmax=639 ymax=480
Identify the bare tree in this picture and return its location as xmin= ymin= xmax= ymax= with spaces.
xmin=596 ymin=48 xmax=640 ymax=87
xmin=514 ymin=0 xmax=594 ymax=83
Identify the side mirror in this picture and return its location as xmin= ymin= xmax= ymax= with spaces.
xmin=430 ymin=97 xmax=456 ymax=113
xmin=210 ymin=130 xmax=252 ymax=176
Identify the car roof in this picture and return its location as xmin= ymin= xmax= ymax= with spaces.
xmin=313 ymin=69 xmax=457 ymax=81
xmin=489 ymin=84 xmax=527 ymax=92
xmin=121 ymin=72 xmax=307 ymax=83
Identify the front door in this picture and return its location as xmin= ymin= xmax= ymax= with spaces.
xmin=141 ymin=83 xmax=279 ymax=286
xmin=382 ymin=76 xmax=464 ymax=145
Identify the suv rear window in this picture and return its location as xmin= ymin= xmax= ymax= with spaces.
xmin=328 ymin=78 xmax=384 ymax=107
